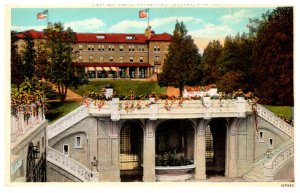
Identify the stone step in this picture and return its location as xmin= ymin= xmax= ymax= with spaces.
xmin=244 ymin=173 xmax=264 ymax=182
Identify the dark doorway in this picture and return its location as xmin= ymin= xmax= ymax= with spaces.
xmin=206 ymin=119 xmax=227 ymax=177
xmin=120 ymin=121 xmax=143 ymax=182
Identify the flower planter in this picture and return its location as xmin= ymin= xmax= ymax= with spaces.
xmin=237 ymin=96 xmax=245 ymax=101
xmin=155 ymin=165 xmax=195 ymax=181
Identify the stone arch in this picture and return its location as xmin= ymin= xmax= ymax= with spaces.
xmin=119 ymin=120 xmax=144 ymax=182
xmin=155 ymin=119 xmax=196 ymax=166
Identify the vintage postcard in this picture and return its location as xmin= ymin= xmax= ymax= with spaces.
xmin=4 ymin=1 xmax=295 ymax=191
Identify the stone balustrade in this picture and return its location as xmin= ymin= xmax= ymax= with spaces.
xmin=47 ymin=105 xmax=89 ymax=139
xmin=88 ymin=98 xmax=253 ymax=120
xmin=11 ymin=107 xmax=45 ymax=143
xmin=47 ymin=146 xmax=93 ymax=182
xmin=256 ymin=105 xmax=293 ymax=137
xmin=264 ymin=139 xmax=294 ymax=181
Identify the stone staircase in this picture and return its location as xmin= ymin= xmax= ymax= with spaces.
xmin=46 ymin=146 xmax=98 ymax=182
xmin=243 ymin=138 xmax=294 ymax=181
xmin=47 ymin=105 xmax=89 ymax=139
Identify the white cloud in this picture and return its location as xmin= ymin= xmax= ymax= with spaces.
xmin=109 ymin=16 xmax=204 ymax=32
xmin=220 ymin=9 xmax=254 ymax=24
xmin=64 ymin=18 xmax=105 ymax=33
xmin=11 ymin=18 xmax=105 ymax=33
xmin=189 ymin=23 xmax=234 ymax=39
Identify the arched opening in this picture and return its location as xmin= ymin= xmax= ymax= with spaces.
xmin=119 ymin=121 xmax=143 ymax=182
xmin=155 ymin=120 xmax=194 ymax=166
xmin=206 ymin=118 xmax=227 ymax=177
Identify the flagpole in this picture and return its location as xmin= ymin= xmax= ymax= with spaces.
xmin=148 ymin=8 xmax=150 ymax=27
xmin=47 ymin=9 xmax=49 ymax=27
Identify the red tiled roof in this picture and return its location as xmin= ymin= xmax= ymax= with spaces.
xmin=16 ymin=29 xmax=45 ymax=39
xmin=149 ymin=33 xmax=172 ymax=41
xmin=16 ymin=29 xmax=172 ymax=43
xmin=73 ymin=62 xmax=152 ymax=67
xmin=76 ymin=33 xmax=149 ymax=44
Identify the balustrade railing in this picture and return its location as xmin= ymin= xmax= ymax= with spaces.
xmin=47 ymin=146 xmax=92 ymax=182
xmin=256 ymin=105 xmax=293 ymax=137
xmin=11 ymin=107 xmax=45 ymax=143
xmin=264 ymin=138 xmax=294 ymax=181
xmin=47 ymin=105 xmax=89 ymax=139
xmin=88 ymin=98 xmax=251 ymax=120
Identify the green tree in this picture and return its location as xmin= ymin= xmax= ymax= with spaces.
xmin=158 ymin=21 xmax=202 ymax=96
xmin=217 ymin=33 xmax=254 ymax=92
xmin=11 ymin=31 xmax=23 ymax=91
xmin=44 ymin=22 xmax=88 ymax=102
xmin=35 ymin=41 xmax=48 ymax=79
xmin=201 ymin=40 xmax=222 ymax=85
xmin=21 ymin=33 xmax=36 ymax=79
xmin=252 ymin=7 xmax=293 ymax=105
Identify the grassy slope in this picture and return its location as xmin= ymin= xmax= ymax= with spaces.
xmin=72 ymin=80 xmax=166 ymax=97
xmin=45 ymin=101 xmax=81 ymax=123
xmin=262 ymin=105 xmax=294 ymax=119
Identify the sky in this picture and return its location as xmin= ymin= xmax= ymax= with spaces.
xmin=10 ymin=6 xmax=275 ymax=52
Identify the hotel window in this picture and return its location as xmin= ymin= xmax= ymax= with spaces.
xmin=96 ymin=35 xmax=105 ymax=39
xmin=99 ymin=56 xmax=104 ymax=62
xmin=140 ymin=56 xmax=144 ymax=63
xmin=154 ymin=45 xmax=160 ymax=51
xmin=75 ymin=136 xmax=82 ymax=148
xmin=139 ymin=45 xmax=145 ymax=52
xmin=126 ymin=36 xmax=135 ymax=40
xmin=129 ymin=56 xmax=134 ymax=63
xmin=129 ymin=45 xmax=135 ymax=52
xmin=154 ymin=56 xmax=160 ymax=61
xmin=108 ymin=45 xmax=115 ymax=51
xmin=89 ymin=55 xmax=93 ymax=62
xmin=119 ymin=56 xmax=124 ymax=63
xmin=119 ymin=45 xmax=124 ymax=51
xmin=78 ymin=45 xmax=83 ymax=50
xmin=88 ymin=45 xmax=94 ymax=51
xmin=110 ymin=56 xmax=114 ymax=62
xmin=258 ymin=131 xmax=264 ymax=142
xmin=98 ymin=45 xmax=105 ymax=51
xmin=79 ymin=55 xmax=83 ymax=62
xmin=63 ymin=144 xmax=69 ymax=156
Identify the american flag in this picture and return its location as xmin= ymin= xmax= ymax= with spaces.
xmin=139 ymin=8 xmax=149 ymax=18
xmin=37 ymin=10 xmax=48 ymax=20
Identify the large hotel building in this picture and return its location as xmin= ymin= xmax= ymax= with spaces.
xmin=16 ymin=27 xmax=172 ymax=79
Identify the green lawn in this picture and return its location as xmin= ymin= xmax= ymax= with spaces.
xmin=262 ymin=105 xmax=293 ymax=119
xmin=45 ymin=101 xmax=81 ymax=123
xmin=71 ymin=80 xmax=166 ymax=97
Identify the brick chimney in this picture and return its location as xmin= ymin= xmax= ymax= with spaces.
xmin=145 ymin=26 xmax=152 ymax=39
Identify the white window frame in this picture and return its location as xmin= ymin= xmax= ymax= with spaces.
xmin=140 ymin=56 xmax=144 ymax=63
xmin=109 ymin=56 xmax=114 ymax=62
xmin=119 ymin=56 xmax=124 ymax=63
xmin=89 ymin=55 xmax=93 ymax=62
xmin=129 ymin=56 xmax=134 ymax=63
xmin=79 ymin=55 xmax=83 ymax=62
xmin=63 ymin=144 xmax=69 ymax=156
xmin=119 ymin=45 xmax=124 ymax=51
xmin=99 ymin=56 xmax=104 ymax=62
xmin=78 ymin=44 xmax=83 ymax=50
xmin=75 ymin=136 xmax=82 ymax=149
xmin=258 ymin=131 xmax=264 ymax=143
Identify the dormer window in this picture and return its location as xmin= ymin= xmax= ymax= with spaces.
xmin=96 ymin=35 xmax=105 ymax=39
xmin=126 ymin=36 xmax=135 ymax=40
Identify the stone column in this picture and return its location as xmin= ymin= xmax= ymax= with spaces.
xmin=194 ymin=119 xmax=209 ymax=180
xmin=226 ymin=118 xmax=241 ymax=178
xmin=135 ymin=67 xmax=140 ymax=78
xmin=125 ymin=67 xmax=129 ymax=78
xmin=99 ymin=120 xmax=120 ymax=182
xmin=146 ymin=67 xmax=150 ymax=78
xmin=143 ymin=120 xmax=156 ymax=182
